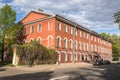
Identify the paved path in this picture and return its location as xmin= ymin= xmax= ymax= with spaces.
xmin=7 ymin=62 xmax=92 ymax=72
xmin=1 ymin=63 xmax=120 ymax=80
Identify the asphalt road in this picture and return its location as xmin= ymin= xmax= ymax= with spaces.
xmin=0 ymin=63 xmax=120 ymax=80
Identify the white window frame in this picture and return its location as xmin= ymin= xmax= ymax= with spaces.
xmin=37 ymin=37 xmax=42 ymax=44
xmin=64 ymin=38 xmax=68 ymax=48
xmin=70 ymin=26 xmax=73 ymax=34
xmin=57 ymin=21 xmax=61 ymax=31
xmin=37 ymin=24 xmax=42 ymax=32
xmin=80 ymin=31 xmax=82 ymax=37
xmin=69 ymin=39 xmax=73 ymax=49
xmin=30 ymin=26 xmax=34 ymax=33
xmin=64 ymin=52 xmax=67 ymax=61
xmin=56 ymin=36 xmax=61 ymax=47
xmin=64 ymin=24 xmax=67 ymax=32
xmin=70 ymin=53 xmax=73 ymax=61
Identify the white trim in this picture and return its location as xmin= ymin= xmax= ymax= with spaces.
xmin=37 ymin=24 xmax=42 ymax=32
xmin=70 ymin=52 xmax=73 ymax=61
xmin=69 ymin=39 xmax=73 ymax=49
xmin=64 ymin=37 xmax=68 ymax=48
xmin=47 ymin=35 xmax=53 ymax=47
xmin=48 ymin=21 xmax=50 ymax=31
xmin=56 ymin=51 xmax=61 ymax=62
xmin=29 ymin=38 xmax=34 ymax=42
xmin=37 ymin=37 xmax=42 ymax=43
xmin=56 ymin=36 xmax=61 ymax=47
xmin=64 ymin=52 xmax=67 ymax=61
xmin=30 ymin=26 xmax=34 ymax=33
xmin=57 ymin=21 xmax=61 ymax=31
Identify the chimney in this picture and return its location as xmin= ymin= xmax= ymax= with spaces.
xmin=38 ymin=8 xmax=44 ymax=12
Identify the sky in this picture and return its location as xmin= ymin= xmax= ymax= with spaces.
xmin=0 ymin=0 xmax=120 ymax=35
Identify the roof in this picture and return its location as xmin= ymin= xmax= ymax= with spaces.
xmin=21 ymin=10 xmax=111 ymax=42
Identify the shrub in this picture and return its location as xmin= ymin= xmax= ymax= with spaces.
xmin=14 ymin=40 xmax=56 ymax=65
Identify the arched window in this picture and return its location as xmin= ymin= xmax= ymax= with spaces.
xmin=70 ymin=40 xmax=73 ymax=49
xmin=64 ymin=38 xmax=68 ymax=48
xmin=70 ymin=53 xmax=73 ymax=61
xmin=56 ymin=36 xmax=61 ymax=47
xmin=75 ymin=40 xmax=77 ymax=50
xmin=64 ymin=52 xmax=67 ymax=61
xmin=30 ymin=38 xmax=34 ymax=42
xmin=37 ymin=37 xmax=41 ymax=44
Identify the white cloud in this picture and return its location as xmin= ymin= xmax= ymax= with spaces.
xmin=0 ymin=0 xmax=120 ymax=35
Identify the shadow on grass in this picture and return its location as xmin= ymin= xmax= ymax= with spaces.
xmin=0 ymin=71 xmax=54 ymax=80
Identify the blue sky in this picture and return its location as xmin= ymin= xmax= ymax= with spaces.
xmin=0 ymin=0 xmax=120 ymax=35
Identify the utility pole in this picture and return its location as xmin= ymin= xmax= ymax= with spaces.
xmin=88 ymin=30 xmax=92 ymax=62
xmin=73 ymin=24 xmax=77 ymax=63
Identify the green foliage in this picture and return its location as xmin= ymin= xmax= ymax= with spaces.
xmin=0 ymin=4 xmax=16 ymax=28
xmin=114 ymin=11 xmax=120 ymax=29
xmin=0 ymin=5 xmax=22 ymax=61
xmin=100 ymin=33 xmax=120 ymax=60
xmin=15 ymin=41 xmax=56 ymax=65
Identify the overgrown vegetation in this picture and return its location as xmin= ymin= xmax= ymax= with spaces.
xmin=14 ymin=41 xmax=56 ymax=65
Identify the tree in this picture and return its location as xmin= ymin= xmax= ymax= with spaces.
xmin=114 ymin=11 xmax=120 ymax=29
xmin=100 ymin=33 xmax=120 ymax=60
xmin=0 ymin=4 xmax=16 ymax=62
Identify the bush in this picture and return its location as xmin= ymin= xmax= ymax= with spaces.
xmin=14 ymin=40 xmax=56 ymax=65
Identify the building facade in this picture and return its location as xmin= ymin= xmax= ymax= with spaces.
xmin=20 ymin=11 xmax=112 ymax=63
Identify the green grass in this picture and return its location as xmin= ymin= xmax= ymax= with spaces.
xmin=0 ymin=61 xmax=14 ymax=67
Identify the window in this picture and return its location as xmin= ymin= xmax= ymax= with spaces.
xmin=48 ymin=22 xmax=50 ymax=31
xmin=64 ymin=38 xmax=67 ymax=48
xmin=91 ymin=36 xmax=93 ymax=40
xmin=83 ymin=42 xmax=85 ymax=50
xmin=37 ymin=37 xmax=41 ymax=44
xmin=75 ymin=29 xmax=77 ymax=36
xmin=80 ymin=42 xmax=82 ymax=50
xmin=30 ymin=26 xmax=34 ymax=33
xmin=70 ymin=26 xmax=73 ymax=34
xmin=57 ymin=37 xmax=61 ymax=47
xmin=48 ymin=37 xmax=52 ymax=47
xmin=98 ymin=38 xmax=100 ymax=43
xmin=94 ymin=37 xmax=96 ymax=42
xmin=64 ymin=53 xmax=67 ymax=61
xmin=30 ymin=38 xmax=34 ymax=42
xmin=56 ymin=52 xmax=61 ymax=62
xmin=23 ymin=27 xmax=26 ymax=34
xmin=75 ymin=41 xmax=78 ymax=50
xmin=75 ymin=53 xmax=78 ymax=61
xmin=86 ymin=34 xmax=89 ymax=39
xmin=91 ymin=44 xmax=93 ymax=51
xmin=57 ymin=22 xmax=61 ymax=31
xmin=83 ymin=32 xmax=85 ymax=38
xmin=70 ymin=53 xmax=73 ymax=61
xmin=80 ymin=31 xmax=82 ymax=37
xmin=64 ymin=24 xmax=67 ymax=32
xmin=70 ymin=40 xmax=73 ymax=49
xmin=37 ymin=24 xmax=42 ymax=32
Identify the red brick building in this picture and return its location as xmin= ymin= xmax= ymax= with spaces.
xmin=20 ymin=11 xmax=112 ymax=63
